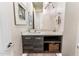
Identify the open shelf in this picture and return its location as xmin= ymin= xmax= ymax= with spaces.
xmin=43 ymin=36 xmax=62 ymax=53
xmin=44 ymin=41 xmax=61 ymax=43
xmin=44 ymin=43 xmax=61 ymax=53
xmin=44 ymin=36 xmax=62 ymax=41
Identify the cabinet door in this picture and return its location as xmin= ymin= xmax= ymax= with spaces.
xmin=33 ymin=36 xmax=44 ymax=51
xmin=22 ymin=36 xmax=33 ymax=52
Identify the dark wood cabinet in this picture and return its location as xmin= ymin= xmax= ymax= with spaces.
xmin=22 ymin=36 xmax=33 ymax=51
xmin=22 ymin=35 xmax=62 ymax=53
xmin=33 ymin=37 xmax=43 ymax=52
xmin=22 ymin=36 xmax=44 ymax=53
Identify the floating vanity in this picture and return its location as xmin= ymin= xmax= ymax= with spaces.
xmin=22 ymin=32 xmax=63 ymax=53
xmin=21 ymin=2 xmax=65 ymax=54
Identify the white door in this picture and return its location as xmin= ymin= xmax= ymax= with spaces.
xmin=75 ymin=22 xmax=79 ymax=56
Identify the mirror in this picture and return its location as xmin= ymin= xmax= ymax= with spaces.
xmin=28 ymin=2 xmax=65 ymax=33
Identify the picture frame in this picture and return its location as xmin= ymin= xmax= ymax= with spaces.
xmin=13 ymin=2 xmax=27 ymax=25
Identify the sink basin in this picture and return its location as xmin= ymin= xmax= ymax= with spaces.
xmin=21 ymin=31 xmax=42 ymax=35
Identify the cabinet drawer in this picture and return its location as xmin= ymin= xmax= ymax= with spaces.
xmin=23 ymin=39 xmax=33 ymax=42
xmin=34 ymin=39 xmax=43 ymax=45
xmin=34 ymin=37 xmax=43 ymax=40
xmin=23 ymin=46 xmax=33 ymax=49
xmin=33 ymin=48 xmax=43 ymax=51
xmin=33 ymin=45 xmax=43 ymax=48
xmin=23 ymin=39 xmax=33 ymax=44
xmin=33 ymin=44 xmax=43 ymax=51
xmin=33 ymin=42 xmax=43 ymax=45
xmin=23 ymin=44 xmax=32 ymax=46
xmin=22 ymin=36 xmax=31 ymax=39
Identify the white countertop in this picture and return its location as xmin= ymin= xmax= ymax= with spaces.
xmin=21 ymin=31 xmax=63 ymax=36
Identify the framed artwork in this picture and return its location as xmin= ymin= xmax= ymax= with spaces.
xmin=13 ymin=2 xmax=27 ymax=25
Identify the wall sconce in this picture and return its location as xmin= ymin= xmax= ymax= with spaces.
xmin=44 ymin=2 xmax=55 ymax=9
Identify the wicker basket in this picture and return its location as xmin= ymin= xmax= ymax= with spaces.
xmin=49 ymin=43 xmax=59 ymax=52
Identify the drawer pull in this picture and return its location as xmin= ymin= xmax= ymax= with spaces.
xmin=35 ymin=37 xmax=43 ymax=39
xmin=24 ymin=37 xmax=31 ymax=39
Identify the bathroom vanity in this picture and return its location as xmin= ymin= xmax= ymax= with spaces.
xmin=21 ymin=2 xmax=65 ymax=54
xmin=22 ymin=33 xmax=62 ymax=53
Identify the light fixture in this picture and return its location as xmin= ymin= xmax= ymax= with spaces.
xmin=44 ymin=2 xmax=55 ymax=9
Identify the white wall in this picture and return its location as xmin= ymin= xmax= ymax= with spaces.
xmin=0 ymin=2 xmax=28 ymax=56
xmin=62 ymin=2 xmax=79 ymax=56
